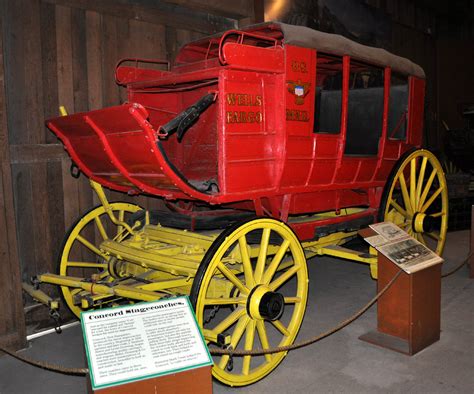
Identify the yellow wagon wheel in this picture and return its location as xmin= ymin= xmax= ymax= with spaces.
xmin=379 ymin=149 xmax=448 ymax=255
xmin=190 ymin=218 xmax=308 ymax=386
xmin=58 ymin=202 xmax=142 ymax=317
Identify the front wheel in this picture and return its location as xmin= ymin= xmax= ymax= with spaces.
xmin=190 ymin=218 xmax=308 ymax=386
xmin=57 ymin=202 xmax=142 ymax=317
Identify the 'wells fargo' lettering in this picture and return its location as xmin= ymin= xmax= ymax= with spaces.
xmin=226 ymin=111 xmax=263 ymax=124
xmin=226 ymin=93 xmax=262 ymax=106
xmin=286 ymin=109 xmax=309 ymax=122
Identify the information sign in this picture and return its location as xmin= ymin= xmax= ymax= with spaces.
xmin=368 ymin=222 xmax=443 ymax=273
xmin=81 ymin=296 xmax=212 ymax=391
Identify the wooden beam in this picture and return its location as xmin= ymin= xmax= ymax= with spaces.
xmin=43 ymin=0 xmax=237 ymax=34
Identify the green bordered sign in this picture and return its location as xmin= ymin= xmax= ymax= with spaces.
xmin=81 ymin=296 xmax=213 ymax=390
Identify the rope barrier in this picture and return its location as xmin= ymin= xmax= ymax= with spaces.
xmin=0 ymin=345 xmax=88 ymax=375
xmin=210 ymin=252 xmax=472 ymax=357
xmin=441 ymin=252 xmax=472 ymax=278
xmin=1 ymin=251 xmax=471 ymax=372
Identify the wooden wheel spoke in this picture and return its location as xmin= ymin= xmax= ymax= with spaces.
xmin=430 ymin=211 xmax=445 ymax=218
xmin=284 ymin=296 xmax=301 ymax=304
xmin=389 ymin=199 xmax=408 ymax=218
xmin=211 ymin=308 xmax=246 ymax=336
xmin=203 ymin=297 xmax=246 ymax=306
xmin=417 ymin=233 xmax=426 ymax=246
xmin=66 ymin=261 xmax=107 ymax=268
xmin=419 ymin=168 xmax=437 ymax=209
xmin=242 ymin=320 xmax=256 ymax=375
xmin=239 ymin=236 xmax=255 ymax=288
xmin=254 ymin=228 xmax=271 ymax=284
xmin=398 ymin=173 xmax=413 ymax=214
xmin=116 ymin=210 xmax=125 ymax=237
xmin=217 ymin=263 xmax=250 ymax=295
xmin=401 ymin=222 xmax=411 ymax=230
xmin=426 ymin=232 xmax=441 ymax=241
xmin=262 ymin=239 xmax=290 ymax=285
xmin=415 ymin=156 xmax=428 ymax=208
xmin=218 ymin=316 xmax=250 ymax=370
xmin=94 ymin=216 xmax=108 ymax=240
xmin=76 ymin=235 xmax=108 ymax=259
xmin=271 ymin=319 xmax=290 ymax=337
xmin=420 ymin=186 xmax=443 ymax=212
xmin=410 ymin=158 xmax=417 ymax=210
xmin=256 ymin=320 xmax=273 ymax=363
xmin=269 ymin=265 xmax=299 ymax=291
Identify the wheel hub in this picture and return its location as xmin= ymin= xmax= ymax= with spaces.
xmin=413 ymin=212 xmax=436 ymax=233
xmin=247 ymin=285 xmax=285 ymax=321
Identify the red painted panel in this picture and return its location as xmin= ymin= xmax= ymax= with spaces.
xmin=221 ymin=70 xmax=281 ymax=194
xmin=382 ymin=141 xmax=401 ymax=159
xmin=222 ymin=43 xmax=285 ymax=72
xmin=375 ymin=159 xmax=398 ymax=181
xmin=307 ymin=160 xmax=337 ymax=185
xmin=314 ymin=135 xmax=339 ymax=158
xmin=225 ymin=134 xmax=276 ymax=160
xmin=356 ymin=160 xmax=378 ymax=182
xmin=280 ymin=160 xmax=313 ymax=187
xmin=280 ymin=46 xmax=315 ymax=188
xmin=285 ymin=136 xmax=313 ymax=158
xmin=225 ymin=161 xmax=276 ymax=192
xmin=408 ymin=77 xmax=425 ymax=147
xmin=334 ymin=160 xmax=359 ymax=183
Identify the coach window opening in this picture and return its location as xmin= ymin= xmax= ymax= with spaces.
xmin=313 ymin=54 xmax=344 ymax=134
xmin=344 ymin=60 xmax=385 ymax=156
xmin=387 ymin=71 xmax=409 ymax=140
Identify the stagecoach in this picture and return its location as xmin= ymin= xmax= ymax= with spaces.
xmin=34 ymin=22 xmax=448 ymax=386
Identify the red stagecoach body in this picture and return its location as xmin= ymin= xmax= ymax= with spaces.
xmin=47 ymin=22 xmax=425 ymax=240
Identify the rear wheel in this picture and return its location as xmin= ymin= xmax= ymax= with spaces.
xmin=379 ymin=149 xmax=448 ymax=255
xmin=58 ymin=202 xmax=142 ymax=317
xmin=190 ymin=218 xmax=308 ymax=386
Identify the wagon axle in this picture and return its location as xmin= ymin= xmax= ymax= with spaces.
xmin=247 ymin=285 xmax=285 ymax=321
xmin=412 ymin=212 xmax=438 ymax=233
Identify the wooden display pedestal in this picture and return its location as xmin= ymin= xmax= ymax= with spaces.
xmin=88 ymin=365 xmax=212 ymax=394
xmin=360 ymin=253 xmax=441 ymax=355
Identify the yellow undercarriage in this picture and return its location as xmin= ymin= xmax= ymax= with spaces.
xmin=29 ymin=180 xmax=377 ymax=387
xmin=35 ymin=180 xmax=377 ymax=311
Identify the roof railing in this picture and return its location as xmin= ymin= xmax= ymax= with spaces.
xmin=217 ymin=30 xmax=280 ymax=65
xmin=115 ymin=58 xmax=171 ymax=85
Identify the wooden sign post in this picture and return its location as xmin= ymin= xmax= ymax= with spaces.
xmin=359 ymin=223 xmax=442 ymax=355
xmin=359 ymin=253 xmax=441 ymax=355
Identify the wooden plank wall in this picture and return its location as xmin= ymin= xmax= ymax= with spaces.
xmin=0 ymin=15 xmax=27 ymax=351
xmin=0 ymin=0 xmax=262 ymax=346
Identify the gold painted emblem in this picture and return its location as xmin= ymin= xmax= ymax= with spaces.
xmin=287 ymin=80 xmax=311 ymax=105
